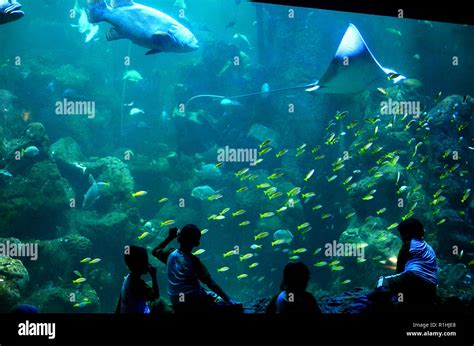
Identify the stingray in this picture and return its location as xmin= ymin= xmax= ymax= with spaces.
xmin=186 ymin=24 xmax=406 ymax=108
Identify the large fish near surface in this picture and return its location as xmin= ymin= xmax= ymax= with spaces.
xmin=0 ymin=0 xmax=24 ymax=25
xmin=86 ymin=0 xmax=199 ymax=55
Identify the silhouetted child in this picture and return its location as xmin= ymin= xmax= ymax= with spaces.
xmin=116 ymin=245 xmax=159 ymax=314
xmin=267 ymin=262 xmax=321 ymax=314
xmin=152 ymin=225 xmax=236 ymax=313
xmin=380 ymin=218 xmax=438 ymax=305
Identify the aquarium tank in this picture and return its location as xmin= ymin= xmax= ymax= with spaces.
xmin=0 ymin=0 xmax=473 ymax=315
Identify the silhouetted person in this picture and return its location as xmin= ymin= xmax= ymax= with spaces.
xmin=266 ymin=262 xmax=321 ymax=314
xmin=152 ymin=225 xmax=236 ymax=313
xmin=380 ymin=218 xmax=437 ymax=305
xmin=116 ymin=245 xmax=159 ymax=314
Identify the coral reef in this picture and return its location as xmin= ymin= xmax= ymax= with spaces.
xmin=0 ymin=256 xmax=30 ymax=311
xmin=0 ymin=160 xmax=69 ymax=238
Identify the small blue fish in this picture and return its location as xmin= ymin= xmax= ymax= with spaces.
xmin=22 ymin=146 xmax=39 ymax=158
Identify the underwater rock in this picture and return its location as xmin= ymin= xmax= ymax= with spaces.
xmin=154 ymin=203 xmax=200 ymax=231
xmin=338 ymin=217 xmax=401 ymax=287
xmin=84 ymin=156 xmax=135 ymax=212
xmin=428 ymin=95 xmax=473 ymax=168
xmin=50 ymin=137 xmax=85 ymax=163
xmin=26 ymin=285 xmax=100 ymax=313
xmin=0 ymin=122 xmax=51 ymax=176
xmin=128 ymin=154 xmax=171 ymax=181
xmin=247 ymin=123 xmax=279 ymax=148
xmin=0 ymin=89 xmax=16 ymax=110
xmin=22 ymin=122 xmax=49 ymax=150
xmin=26 ymin=235 xmax=92 ymax=284
xmin=0 ymin=160 xmax=69 ymax=238
xmin=0 ymin=256 xmax=29 ymax=311
xmin=70 ymin=211 xmax=135 ymax=251
xmin=319 ymin=288 xmax=372 ymax=314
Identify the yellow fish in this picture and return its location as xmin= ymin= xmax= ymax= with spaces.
xmin=346 ymin=121 xmax=359 ymax=130
xmin=297 ymin=222 xmax=310 ymax=230
xmin=138 ymin=232 xmax=150 ymax=240
xmin=257 ymin=183 xmax=271 ymax=189
xmin=387 ymin=223 xmax=398 ymax=230
xmin=237 ymin=274 xmax=248 ymax=280
xmin=314 ymin=154 xmax=326 ymax=161
xmin=259 ymin=139 xmax=272 ymax=149
xmin=236 ymin=187 xmax=248 ymax=193
xmin=259 ymin=147 xmax=272 ymax=156
xmin=219 ymin=208 xmax=230 ymax=215
xmin=272 ymin=239 xmax=286 ymax=246
xmin=314 ymin=261 xmax=327 ymax=267
xmin=218 ymin=266 xmax=230 ymax=272
xmin=160 ymin=220 xmax=176 ymax=227
xmin=249 ymin=262 xmax=259 ymax=269
xmin=292 ymin=248 xmax=307 ymax=254
xmin=304 ymin=169 xmax=315 ymax=181
xmin=275 ymin=149 xmax=288 ymax=158
xmin=268 ymin=172 xmax=284 ymax=180
xmin=223 ymin=250 xmax=238 ymax=258
xmin=240 ymin=253 xmax=253 ymax=261
xmin=461 ymin=189 xmax=471 ymax=203
xmin=276 ymin=206 xmax=288 ymax=213
xmin=260 ymin=212 xmax=275 ymax=218
xmin=287 ymin=187 xmax=301 ymax=197
xmin=208 ymin=194 xmax=223 ymax=201
xmin=80 ymin=257 xmax=92 ymax=263
xmin=235 ymin=168 xmax=249 ymax=177
xmin=89 ymin=258 xmax=101 ymax=264
xmin=327 ymin=175 xmax=338 ymax=182
xmin=345 ymin=212 xmax=356 ymax=219
xmin=73 ymin=278 xmax=87 ymax=284
xmin=335 ymin=111 xmax=348 ymax=120
xmin=269 ymin=192 xmax=283 ymax=200
xmin=343 ymin=176 xmax=353 ymax=185
xmin=214 ymin=162 xmax=225 ymax=168
xmin=132 ymin=191 xmax=147 ymax=198
xmin=239 ymin=221 xmax=251 ymax=227
xmin=158 ymin=197 xmax=168 ymax=203
xmin=192 ymin=249 xmax=206 ymax=256
xmin=302 ymin=192 xmax=316 ymax=200
xmin=254 ymin=232 xmax=270 ymax=240
xmin=331 ymin=266 xmax=344 ymax=271
xmin=232 ymin=209 xmax=246 ymax=217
